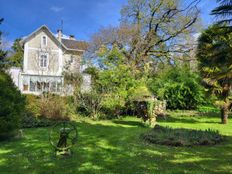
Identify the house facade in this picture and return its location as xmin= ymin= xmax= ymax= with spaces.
xmin=9 ymin=25 xmax=90 ymax=95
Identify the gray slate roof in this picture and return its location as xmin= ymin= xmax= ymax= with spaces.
xmin=61 ymin=39 xmax=88 ymax=51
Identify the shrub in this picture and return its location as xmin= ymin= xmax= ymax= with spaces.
xmin=77 ymin=90 xmax=103 ymax=119
xmin=141 ymin=125 xmax=224 ymax=146
xmin=92 ymin=62 xmax=144 ymax=118
xmin=24 ymin=94 xmax=40 ymax=117
xmin=128 ymin=85 xmax=152 ymax=101
xmin=149 ymin=66 xmax=205 ymax=110
xmin=21 ymin=114 xmax=54 ymax=128
xmin=22 ymin=95 xmax=52 ymax=128
xmin=22 ymin=94 xmax=69 ymax=128
xmin=38 ymin=94 xmax=69 ymax=121
xmin=163 ymin=82 xmax=203 ymax=110
xmin=101 ymin=94 xmax=125 ymax=118
xmin=0 ymin=71 xmax=25 ymax=140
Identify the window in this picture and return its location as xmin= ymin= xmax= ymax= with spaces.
xmin=30 ymin=80 xmax=36 ymax=91
xmin=51 ymin=82 xmax=57 ymax=92
xmin=57 ymin=82 xmax=62 ymax=92
xmin=37 ymin=82 xmax=42 ymax=91
xmin=39 ymin=54 xmax=48 ymax=68
xmin=42 ymin=36 xmax=47 ymax=46
xmin=23 ymin=76 xmax=29 ymax=91
xmin=23 ymin=85 xmax=28 ymax=91
xmin=44 ymin=82 xmax=50 ymax=92
xmin=36 ymin=82 xmax=50 ymax=92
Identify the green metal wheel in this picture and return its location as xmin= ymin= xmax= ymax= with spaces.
xmin=49 ymin=121 xmax=77 ymax=153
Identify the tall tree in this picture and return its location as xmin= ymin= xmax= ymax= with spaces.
xmin=211 ymin=0 xmax=232 ymax=25
xmin=8 ymin=38 xmax=23 ymax=67
xmin=89 ymin=0 xmax=200 ymax=73
xmin=197 ymin=25 xmax=232 ymax=124
xmin=0 ymin=18 xmax=7 ymax=68
xmin=0 ymin=69 xmax=25 ymax=139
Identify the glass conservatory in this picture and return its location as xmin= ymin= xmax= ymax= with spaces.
xmin=21 ymin=74 xmax=63 ymax=94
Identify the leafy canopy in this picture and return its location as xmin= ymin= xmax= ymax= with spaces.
xmin=8 ymin=38 xmax=23 ymax=67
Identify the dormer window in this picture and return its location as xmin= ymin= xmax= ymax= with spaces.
xmin=41 ymin=35 xmax=47 ymax=46
xmin=39 ymin=53 xmax=48 ymax=68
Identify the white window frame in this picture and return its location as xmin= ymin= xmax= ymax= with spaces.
xmin=39 ymin=53 xmax=49 ymax=68
xmin=41 ymin=35 xmax=47 ymax=47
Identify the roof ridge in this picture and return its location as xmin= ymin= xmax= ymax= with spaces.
xmin=62 ymin=38 xmax=87 ymax=42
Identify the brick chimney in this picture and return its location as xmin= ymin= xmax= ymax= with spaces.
xmin=69 ymin=35 xmax=75 ymax=40
xmin=57 ymin=29 xmax=62 ymax=42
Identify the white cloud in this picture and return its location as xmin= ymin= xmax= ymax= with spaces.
xmin=193 ymin=33 xmax=201 ymax=40
xmin=50 ymin=6 xmax=64 ymax=12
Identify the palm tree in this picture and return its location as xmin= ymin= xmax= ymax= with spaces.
xmin=211 ymin=0 xmax=232 ymax=25
xmin=197 ymin=25 xmax=232 ymax=124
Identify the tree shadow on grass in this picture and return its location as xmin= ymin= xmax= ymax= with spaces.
xmin=0 ymin=120 xmax=232 ymax=174
xmin=157 ymin=111 xmax=232 ymax=124
xmin=157 ymin=116 xmax=222 ymax=124
xmin=112 ymin=120 xmax=146 ymax=127
xmin=157 ymin=116 xmax=200 ymax=124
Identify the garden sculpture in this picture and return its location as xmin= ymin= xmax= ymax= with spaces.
xmin=49 ymin=122 xmax=77 ymax=156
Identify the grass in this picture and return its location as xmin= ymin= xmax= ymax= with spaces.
xmin=0 ymin=111 xmax=232 ymax=174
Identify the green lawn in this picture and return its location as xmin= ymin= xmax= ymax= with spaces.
xmin=0 ymin=111 xmax=232 ymax=174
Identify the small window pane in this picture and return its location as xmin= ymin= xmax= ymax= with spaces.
xmin=30 ymin=81 xmax=36 ymax=91
xmin=57 ymin=82 xmax=62 ymax=92
xmin=44 ymin=56 xmax=47 ymax=67
xmin=44 ymin=82 xmax=49 ymax=91
xmin=37 ymin=82 xmax=42 ymax=91
xmin=40 ymin=54 xmax=48 ymax=68
xmin=51 ymin=82 xmax=57 ymax=92
xmin=42 ymin=36 xmax=46 ymax=46
xmin=40 ymin=58 xmax=44 ymax=67
xmin=23 ymin=85 xmax=28 ymax=91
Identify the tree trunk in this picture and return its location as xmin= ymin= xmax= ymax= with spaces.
xmin=221 ymin=104 xmax=229 ymax=124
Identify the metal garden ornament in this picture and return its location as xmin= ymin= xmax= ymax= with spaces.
xmin=49 ymin=122 xmax=77 ymax=156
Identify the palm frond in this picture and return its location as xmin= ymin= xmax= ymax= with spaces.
xmin=202 ymin=78 xmax=223 ymax=94
xmin=202 ymin=67 xmax=220 ymax=75
xmin=212 ymin=1 xmax=232 ymax=25
xmin=216 ymin=67 xmax=232 ymax=80
xmin=211 ymin=5 xmax=232 ymax=16
xmin=216 ymin=0 xmax=232 ymax=3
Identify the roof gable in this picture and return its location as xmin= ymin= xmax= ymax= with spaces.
xmin=21 ymin=25 xmax=64 ymax=49
xmin=21 ymin=25 xmax=88 ymax=52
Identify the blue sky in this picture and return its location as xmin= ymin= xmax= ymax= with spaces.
xmin=0 ymin=0 xmax=217 ymax=43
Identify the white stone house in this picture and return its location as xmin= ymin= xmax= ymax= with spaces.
xmin=9 ymin=25 xmax=91 ymax=95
